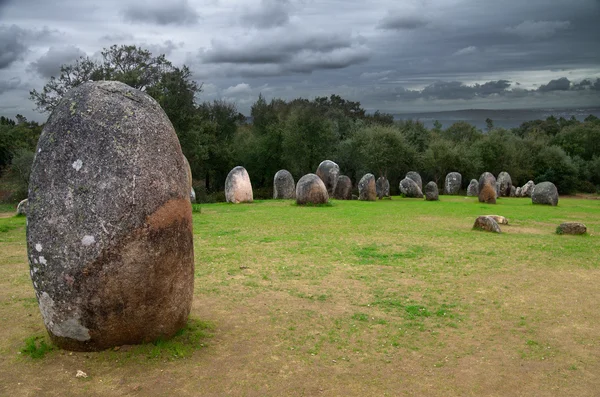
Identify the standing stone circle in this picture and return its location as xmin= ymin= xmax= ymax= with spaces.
xmin=17 ymin=198 xmax=28 ymax=216
xmin=27 ymin=81 xmax=194 ymax=351
xmin=467 ymin=179 xmax=479 ymax=196
xmin=556 ymin=222 xmax=586 ymax=235
xmin=316 ymin=160 xmax=340 ymax=196
xmin=473 ymin=216 xmax=501 ymax=233
xmin=296 ymin=173 xmax=328 ymax=205
xmin=225 ymin=166 xmax=253 ymax=204
xmin=532 ymin=181 xmax=559 ymax=206
xmin=497 ymin=172 xmax=512 ymax=197
xmin=444 ymin=172 xmax=462 ymax=195
xmin=376 ymin=176 xmax=390 ymax=199
xmin=424 ymin=181 xmax=439 ymax=201
xmin=478 ymin=172 xmax=497 ymax=204
xmin=521 ymin=180 xmax=535 ymax=197
xmin=333 ymin=175 xmax=352 ymax=200
xmin=405 ymin=171 xmax=422 ymax=191
xmin=358 ymin=173 xmax=377 ymax=201
xmin=400 ymin=177 xmax=424 ymax=198
xmin=273 ymin=169 xmax=295 ymax=199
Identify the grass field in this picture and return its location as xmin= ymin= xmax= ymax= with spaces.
xmin=0 ymin=196 xmax=599 ymax=396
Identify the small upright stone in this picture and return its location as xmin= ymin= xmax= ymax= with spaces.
xmin=444 ymin=172 xmax=462 ymax=195
xmin=225 ymin=166 xmax=253 ymax=204
xmin=497 ymin=172 xmax=512 ymax=197
xmin=27 ymin=81 xmax=194 ymax=351
xmin=424 ymin=181 xmax=439 ymax=201
xmin=400 ymin=177 xmax=424 ymax=198
xmin=515 ymin=187 xmax=522 ymax=197
xmin=358 ymin=173 xmax=376 ymax=201
xmin=467 ymin=179 xmax=479 ymax=197
xmin=510 ymin=185 xmax=516 ymax=197
xmin=531 ymin=181 xmax=559 ymax=206
xmin=376 ymin=176 xmax=390 ymax=199
xmin=316 ymin=160 xmax=340 ymax=196
xmin=473 ymin=216 xmax=501 ymax=233
xmin=273 ymin=170 xmax=295 ymax=199
xmin=405 ymin=171 xmax=422 ymax=191
xmin=296 ymin=174 xmax=328 ymax=205
xmin=478 ymin=172 xmax=497 ymax=204
xmin=556 ymin=222 xmax=587 ymax=235
xmin=17 ymin=198 xmax=28 ymax=216
xmin=333 ymin=175 xmax=352 ymax=200
xmin=521 ymin=180 xmax=535 ymax=197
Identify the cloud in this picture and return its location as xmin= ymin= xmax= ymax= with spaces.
xmin=123 ymin=0 xmax=199 ymax=25
xmin=223 ymin=83 xmax=252 ymax=96
xmin=538 ymin=77 xmax=570 ymax=92
xmin=505 ymin=20 xmax=570 ymax=40
xmin=453 ymin=46 xmax=478 ymax=56
xmin=360 ymin=70 xmax=393 ymax=80
xmin=377 ymin=14 xmax=428 ymax=30
xmin=0 ymin=24 xmax=27 ymax=69
xmin=240 ymin=0 xmax=291 ymax=29
xmin=30 ymin=45 xmax=85 ymax=77
xmin=0 ymin=76 xmax=23 ymax=94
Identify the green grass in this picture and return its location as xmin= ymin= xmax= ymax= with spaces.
xmin=20 ymin=336 xmax=54 ymax=359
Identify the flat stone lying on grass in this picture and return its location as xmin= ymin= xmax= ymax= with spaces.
xmin=273 ymin=169 xmax=295 ymax=199
xmin=316 ymin=160 xmax=340 ymax=196
xmin=225 ymin=166 xmax=253 ymax=204
xmin=399 ymin=177 xmax=423 ymax=198
xmin=27 ymin=80 xmax=194 ymax=351
xmin=531 ymin=181 xmax=559 ymax=206
xmin=473 ymin=216 xmax=501 ymax=233
xmin=376 ymin=176 xmax=390 ymax=199
xmin=467 ymin=179 xmax=479 ymax=196
xmin=444 ymin=172 xmax=462 ymax=195
xmin=406 ymin=171 xmax=422 ymax=191
xmin=485 ymin=215 xmax=508 ymax=225
xmin=333 ymin=175 xmax=352 ymax=200
xmin=296 ymin=173 xmax=329 ymax=205
xmin=556 ymin=222 xmax=587 ymax=235
xmin=424 ymin=181 xmax=439 ymax=201
xmin=17 ymin=198 xmax=28 ymax=215
xmin=358 ymin=173 xmax=376 ymax=201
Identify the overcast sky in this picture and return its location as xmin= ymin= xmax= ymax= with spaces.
xmin=1 ymin=0 xmax=599 ymax=121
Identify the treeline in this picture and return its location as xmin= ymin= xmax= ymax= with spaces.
xmin=2 ymin=97 xmax=599 ymax=203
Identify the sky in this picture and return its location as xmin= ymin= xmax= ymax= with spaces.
xmin=1 ymin=0 xmax=599 ymax=121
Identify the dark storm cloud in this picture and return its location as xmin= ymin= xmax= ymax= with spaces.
xmin=30 ymin=45 xmax=85 ymax=77
xmin=377 ymin=14 xmax=428 ymax=30
xmin=0 ymin=77 xmax=23 ymax=94
xmin=123 ymin=0 xmax=199 ymax=25
xmin=0 ymin=25 xmax=27 ymax=69
xmin=538 ymin=77 xmax=571 ymax=92
xmin=572 ymin=78 xmax=600 ymax=91
xmin=418 ymin=80 xmax=513 ymax=100
xmin=240 ymin=0 xmax=291 ymax=29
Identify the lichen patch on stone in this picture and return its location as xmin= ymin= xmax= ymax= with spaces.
xmin=72 ymin=159 xmax=83 ymax=171
xmin=39 ymin=256 xmax=47 ymax=265
xmin=35 ymin=243 xmax=43 ymax=252
xmin=81 ymin=235 xmax=96 ymax=246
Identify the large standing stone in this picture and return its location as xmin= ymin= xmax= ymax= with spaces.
xmin=478 ymin=172 xmax=497 ymax=204
xmin=467 ymin=179 xmax=479 ymax=197
xmin=333 ymin=175 xmax=352 ymax=200
xmin=497 ymin=172 xmax=512 ymax=197
xmin=225 ymin=166 xmax=253 ymax=204
xmin=556 ymin=222 xmax=587 ymax=235
xmin=358 ymin=173 xmax=376 ymax=201
xmin=424 ymin=181 xmax=439 ymax=201
xmin=376 ymin=176 xmax=390 ymax=199
xmin=27 ymin=81 xmax=194 ymax=351
xmin=273 ymin=169 xmax=295 ymax=199
xmin=316 ymin=160 xmax=340 ymax=196
xmin=521 ymin=180 xmax=535 ymax=197
xmin=473 ymin=216 xmax=501 ymax=233
xmin=405 ymin=171 xmax=422 ymax=191
xmin=444 ymin=172 xmax=462 ymax=195
xmin=400 ymin=177 xmax=424 ymax=198
xmin=17 ymin=198 xmax=28 ymax=216
xmin=296 ymin=174 xmax=328 ymax=205
xmin=531 ymin=181 xmax=559 ymax=206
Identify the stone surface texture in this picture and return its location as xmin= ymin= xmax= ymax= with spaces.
xmin=273 ymin=169 xmax=295 ymax=199
xmin=556 ymin=222 xmax=587 ymax=235
xmin=225 ymin=166 xmax=253 ymax=203
xmin=333 ymin=175 xmax=352 ymax=200
xmin=531 ymin=181 xmax=559 ymax=206
xmin=315 ymin=160 xmax=340 ymax=196
xmin=296 ymin=173 xmax=328 ymax=204
xmin=478 ymin=172 xmax=497 ymax=204
xmin=358 ymin=173 xmax=377 ymax=201
xmin=424 ymin=181 xmax=439 ymax=201
xmin=400 ymin=177 xmax=424 ymax=198
xmin=27 ymin=81 xmax=194 ymax=351
xmin=467 ymin=179 xmax=479 ymax=197
xmin=376 ymin=176 xmax=390 ymax=199
xmin=473 ymin=216 xmax=501 ymax=233
xmin=444 ymin=172 xmax=462 ymax=195
xmin=405 ymin=171 xmax=422 ymax=191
